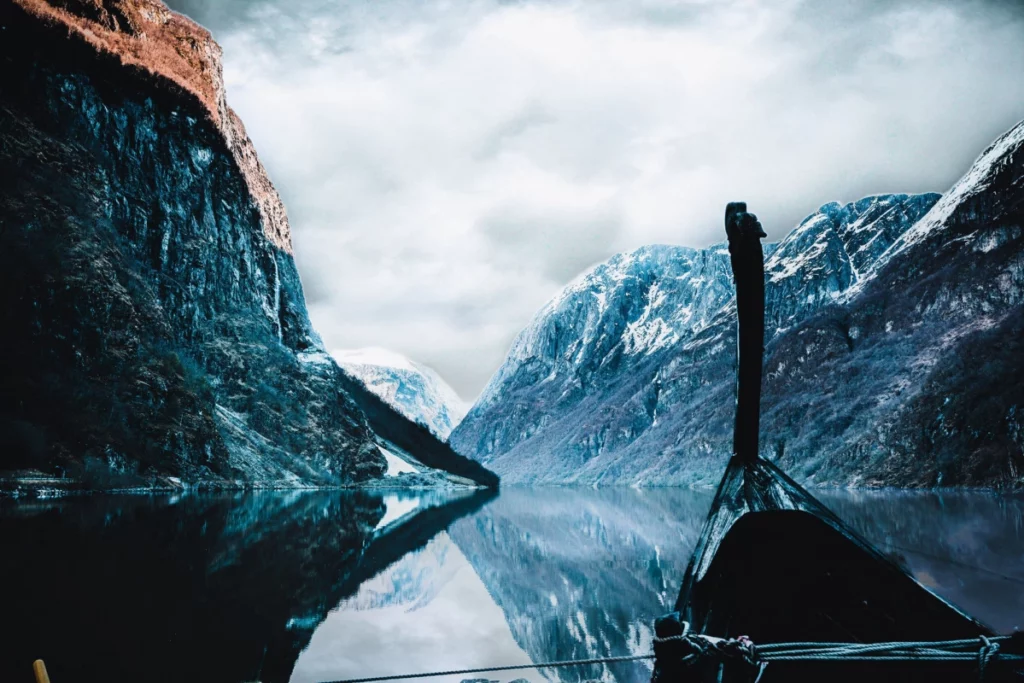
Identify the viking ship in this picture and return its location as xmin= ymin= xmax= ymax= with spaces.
xmin=653 ymin=203 xmax=1022 ymax=683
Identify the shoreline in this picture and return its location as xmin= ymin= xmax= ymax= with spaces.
xmin=2 ymin=477 xmax=1018 ymax=500
xmin=0 ymin=473 xmax=492 ymax=499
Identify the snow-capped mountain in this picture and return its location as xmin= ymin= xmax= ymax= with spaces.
xmin=334 ymin=348 xmax=468 ymax=439
xmin=451 ymin=120 xmax=1024 ymax=488
xmin=471 ymin=243 xmax=737 ymax=414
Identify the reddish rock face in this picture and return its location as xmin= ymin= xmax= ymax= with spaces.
xmin=14 ymin=0 xmax=293 ymax=252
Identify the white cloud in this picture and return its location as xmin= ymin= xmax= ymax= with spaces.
xmin=169 ymin=0 xmax=1024 ymax=400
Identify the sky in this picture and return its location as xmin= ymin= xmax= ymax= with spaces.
xmin=167 ymin=0 xmax=1024 ymax=402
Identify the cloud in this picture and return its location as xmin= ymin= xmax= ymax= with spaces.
xmin=478 ymin=201 xmax=623 ymax=282
xmin=167 ymin=0 xmax=1024 ymax=400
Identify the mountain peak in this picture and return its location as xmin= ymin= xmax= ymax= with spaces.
xmin=452 ymin=192 xmax=945 ymax=482
xmin=333 ymin=348 xmax=468 ymax=439
xmin=872 ymin=119 xmax=1024 ymax=271
xmin=11 ymin=0 xmax=293 ymax=251
xmin=333 ymin=347 xmax=419 ymax=373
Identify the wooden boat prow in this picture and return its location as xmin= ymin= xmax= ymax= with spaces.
xmin=664 ymin=204 xmax=1018 ymax=683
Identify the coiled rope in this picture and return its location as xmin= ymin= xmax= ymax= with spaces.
xmin=321 ymin=631 xmax=1022 ymax=683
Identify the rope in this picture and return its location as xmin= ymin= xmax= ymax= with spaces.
xmin=754 ymin=635 xmax=1016 ymax=660
xmin=321 ymin=633 xmax=1023 ymax=683
xmin=979 ymin=636 xmax=999 ymax=682
xmin=320 ymin=653 xmax=654 ymax=683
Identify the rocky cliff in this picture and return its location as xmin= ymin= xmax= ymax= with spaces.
xmin=451 ymin=122 xmax=1024 ymax=487
xmin=0 ymin=0 xmax=496 ymax=490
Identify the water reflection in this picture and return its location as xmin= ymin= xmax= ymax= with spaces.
xmin=446 ymin=488 xmax=715 ymax=683
xmin=444 ymin=489 xmax=1022 ymax=683
xmin=0 ymin=489 xmax=495 ymax=683
xmin=818 ymin=489 xmax=1024 ymax=634
xmin=1 ymin=487 xmax=1020 ymax=683
xmin=292 ymin=533 xmax=539 ymax=683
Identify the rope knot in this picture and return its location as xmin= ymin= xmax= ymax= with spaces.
xmin=715 ymin=634 xmax=758 ymax=667
xmin=651 ymin=612 xmax=763 ymax=682
xmin=978 ymin=635 xmax=999 ymax=682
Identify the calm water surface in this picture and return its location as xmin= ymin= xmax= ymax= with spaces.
xmin=1 ymin=488 xmax=1021 ymax=683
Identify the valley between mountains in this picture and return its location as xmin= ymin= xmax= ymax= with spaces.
xmin=2 ymin=0 xmax=1021 ymax=493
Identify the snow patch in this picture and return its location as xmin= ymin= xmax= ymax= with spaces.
xmin=297 ymin=349 xmax=336 ymax=366
xmin=379 ymin=446 xmax=419 ymax=476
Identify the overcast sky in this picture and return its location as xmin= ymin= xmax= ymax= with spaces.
xmin=168 ymin=0 xmax=1024 ymax=401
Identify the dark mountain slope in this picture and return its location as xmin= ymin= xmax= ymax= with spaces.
xmin=762 ymin=122 xmax=1024 ymax=487
xmin=0 ymin=0 xmax=495 ymax=489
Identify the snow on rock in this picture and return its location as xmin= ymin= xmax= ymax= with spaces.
xmin=333 ymin=348 xmax=468 ymax=439
xmin=450 ymin=193 xmax=944 ymax=484
xmin=335 ymin=347 xmax=418 ymax=373
xmin=379 ymin=445 xmax=420 ymax=477
xmin=877 ymin=120 xmax=1024 ymax=271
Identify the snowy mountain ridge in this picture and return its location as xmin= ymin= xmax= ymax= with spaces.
xmin=468 ymin=192 xmax=939 ymax=423
xmin=334 ymin=348 xmax=468 ymax=439
xmin=473 ymin=243 xmax=738 ymax=413
xmin=452 ymin=120 xmax=1024 ymax=488
xmin=885 ymin=123 xmax=1024 ymax=259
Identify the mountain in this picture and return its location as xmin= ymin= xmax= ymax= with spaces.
xmin=0 ymin=0 xmax=496 ymax=491
xmin=333 ymin=348 xmax=468 ymax=439
xmin=451 ymin=123 xmax=1024 ymax=488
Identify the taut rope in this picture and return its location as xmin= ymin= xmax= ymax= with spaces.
xmin=321 ymin=631 xmax=1023 ymax=683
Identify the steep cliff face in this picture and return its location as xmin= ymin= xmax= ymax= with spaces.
xmin=13 ymin=0 xmax=292 ymax=249
xmin=0 ymin=0 xmax=495 ymax=489
xmin=452 ymin=127 xmax=1024 ymax=488
xmin=333 ymin=348 xmax=468 ymax=440
xmin=762 ymin=121 xmax=1024 ymax=487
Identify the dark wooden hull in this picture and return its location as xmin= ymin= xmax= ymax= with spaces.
xmin=672 ymin=459 xmax=1019 ymax=682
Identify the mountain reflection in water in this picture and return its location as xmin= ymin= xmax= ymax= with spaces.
xmin=1 ymin=488 xmax=1020 ymax=683
xmin=0 ymin=489 xmax=495 ymax=683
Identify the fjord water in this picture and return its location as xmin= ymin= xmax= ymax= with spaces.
xmin=1 ymin=489 xmax=1021 ymax=683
